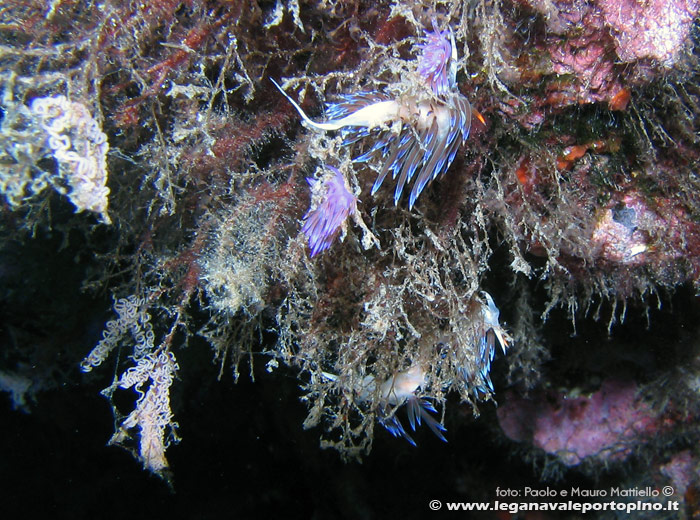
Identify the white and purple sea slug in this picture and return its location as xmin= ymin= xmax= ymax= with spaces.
xmin=302 ymin=166 xmax=358 ymax=257
xmin=417 ymin=19 xmax=458 ymax=97
xmin=321 ymin=364 xmax=447 ymax=446
xmin=273 ymin=21 xmax=474 ymax=209
xmin=459 ymin=292 xmax=512 ymax=398
xmin=371 ymin=364 xmax=447 ymax=446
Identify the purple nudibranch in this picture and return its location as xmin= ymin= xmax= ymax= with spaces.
xmin=273 ymin=20 xmax=474 ymax=209
xmin=302 ymin=166 xmax=357 ymax=257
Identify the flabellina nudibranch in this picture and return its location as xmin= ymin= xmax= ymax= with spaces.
xmin=461 ymin=291 xmax=512 ymax=398
xmin=273 ymin=20 xmax=476 ymax=209
xmin=371 ymin=364 xmax=447 ymax=446
xmin=321 ymin=364 xmax=447 ymax=446
xmin=302 ymin=166 xmax=358 ymax=257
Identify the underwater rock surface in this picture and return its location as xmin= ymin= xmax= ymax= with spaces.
xmin=1 ymin=0 xmax=700 ymax=517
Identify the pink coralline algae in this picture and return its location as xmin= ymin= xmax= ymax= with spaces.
xmin=529 ymin=0 xmax=699 ymax=64
xmin=497 ymin=380 xmax=665 ymax=466
xmin=547 ymin=32 xmax=622 ymax=105
xmin=660 ymin=451 xmax=700 ymax=497
xmin=591 ymin=192 xmax=659 ymax=266
xmin=524 ymin=0 xmax=700 ymax=105
xmin=302 ymin=167 xmax=357 ymax=257
xmin=598 ymin=0 xmax=700 ymax=64
xmin=590 ymin=190 xmax=700 ymax=280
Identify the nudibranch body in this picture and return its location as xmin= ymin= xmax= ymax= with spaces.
xmin=416 ymin=19 xmax=458 ymax=96
xmin=274 ymin=20 xmax=474 ymax=209
xmin=470 ymin=291 xmax=511 ymax=396
xmin=321 ymin=364 xmax=447 ymax=446
xmin=301 ymin=166 xmax=358 ymax=257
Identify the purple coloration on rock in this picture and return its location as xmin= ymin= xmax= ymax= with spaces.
xmin=599 ymin=0 xmax=700 ymax=64
xmin=497 ymin=379 xmax=664 ymax=466
xmin=523 ymin=0 xmax=700 ymax=105
xmin=660 ymin=450 xmax=699 ymax=497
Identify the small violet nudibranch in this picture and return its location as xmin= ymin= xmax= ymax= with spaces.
xmin=302 ymin=166 xmax=357 ymax=257
xmin=274 ymin=20 xmax=474 ymax=211
xmin=417 ymin=19 xmax=458 ymax=97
